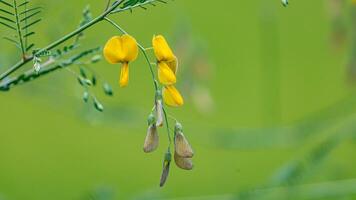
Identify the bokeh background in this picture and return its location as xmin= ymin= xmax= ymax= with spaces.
xmin=1 ymin=0 xmax=356 ymax=199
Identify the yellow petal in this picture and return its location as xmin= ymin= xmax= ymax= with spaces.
xmin=120 ymin=62 xmax=129 ymax=87
xmin=163 ymin=85 xmax=184 ymax=107
xmin=121 ymin=34 xmax=138 ymax=62
xmin=103 ymin=35 xmax=138 ymax=64
xmin=167 ymin=56 xmax=178 ymax=75
xmin=152 ymin=35 xmax=175 ymax=62
xmin=158 ymin=62 xmax=177 ymax=85
xmin=103 ymin=36 xmax=126 ymax=64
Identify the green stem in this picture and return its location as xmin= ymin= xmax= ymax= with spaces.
xmin=0 ymin=0 xmax=124 ymax=81
xmin=104 ymin=17 xmax=158 ymax=90
xmin=111 ymin=0 xmax=164 ymax=14
xmin=163 ymin=107 xmax=172 ymax=146
xmin=13 ymin=0 xmax=26 ymax=57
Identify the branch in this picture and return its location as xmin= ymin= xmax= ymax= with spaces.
xmin=0 ymin=47 xmax=101 ymax=91
xmin=0 ymin=0 xmax=124 ymax=82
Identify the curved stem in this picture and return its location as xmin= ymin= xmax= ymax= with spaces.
xmin=0 ymin=0 xmax=124 ymax=81
xmin=104 ymin=17 xmax=158 ymax=90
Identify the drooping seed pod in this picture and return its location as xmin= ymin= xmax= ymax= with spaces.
xmin=174 ymin=122 xmax=194 ymax=158
xmin=143 ymin=124 xmax=159 ymax=153
xmin=160 ymin=151 xmax=171 ymax=187
xmin=155 ymin=99 xmax=164 ymax=127
xmin=174 ymin=152 xmax=193 ymax=170
xmin=143 ymin=114 xmax=159 ymax=153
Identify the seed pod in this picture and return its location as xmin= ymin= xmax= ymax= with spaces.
xmin=174 ymin=152 xmax=193 ymax=170
xmin=174 ymin=123 xmax=194 ymax=158
xmin=155 ymin=99 xmax=164 ymax=127
xmin=160 ymin=151 xmax=171 ymax=187
xmin=143 ymin=124 xmax=159 ymax=153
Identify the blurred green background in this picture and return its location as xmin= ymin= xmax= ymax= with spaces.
xmin=1 ymin=0 xmax=356 ymax=199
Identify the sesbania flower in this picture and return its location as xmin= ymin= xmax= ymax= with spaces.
xmin=163 ymin=85 xmax=184 ymax=107
xmin=103 ymin=34 xmax=138 ymax=87
xmin=152 ymin=35 xmax=184 ymax=107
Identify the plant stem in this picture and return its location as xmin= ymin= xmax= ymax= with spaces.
xmin=0 ymin=0 xmax=124 ymax=81
xmin=13 ymin=0 xmax=26 ymax=57
xmin=104 ymin=17 xmax=157 ymax=90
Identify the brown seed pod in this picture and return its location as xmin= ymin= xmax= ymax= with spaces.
xmin=143 ymin=124 xmax=159 ymax=153
xmin=174 ymin=152 xmax=193 ymax=170
xmin=174 ymin=130 xmax=194 ymax=158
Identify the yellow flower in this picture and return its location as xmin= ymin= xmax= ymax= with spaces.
xmin=163 ymin=85 xmax=184 ymax=107
xmin=158 ymin=61 xmax=176 ymax=85
xmin=103 ymin=35 xmax=138 ymax=87
xmin=152 ymin=35 xmax=175 ymax=62
xmin=153 ymin=35 xmax=178 ymax=85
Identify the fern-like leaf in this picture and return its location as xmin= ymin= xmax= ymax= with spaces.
xmin=0 ymin=0 xmax=42 ymax=57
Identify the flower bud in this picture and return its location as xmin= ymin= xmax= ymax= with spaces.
xmin=143 ymin=124 xmax=159 ymax=153
xmin=160 ymin=151 xmax=171 ymax=187
xmin=174 ymin=152 xmax=193 ymax=170
xmin=174 ymin=123 xmax=194 ymax=158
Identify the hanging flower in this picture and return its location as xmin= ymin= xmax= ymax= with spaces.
xmin=152 ymin=35 xmax=178 ymax=85
xmin=152 ymin=35 xmax=184 ymax=107
xmin=163 ymin=85 xmax=184 ymax=107
xmin=103 ymin=34 xmax=138 ymax=87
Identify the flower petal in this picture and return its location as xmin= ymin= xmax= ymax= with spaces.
xmin=163 ymin=85 xmax=184 ymax=107
xmin=103 ymin=36 xmax=126 ymax=64
xmin=152 ymin=35 xmax=175 ymax=62
xmin=120 ymin=62 xmax=129 ymax=87
xmin=167 ymin=56 xmax=178 ymax=75
xmin=121 ymin=34 xmax=138 ymax=62
xmin=158 ymin=62 xmax=177 ymax=85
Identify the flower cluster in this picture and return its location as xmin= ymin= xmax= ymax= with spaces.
xmin=103 ymin=34 xmax=193 ymax=187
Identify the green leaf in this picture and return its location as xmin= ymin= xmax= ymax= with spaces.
xmin=0 ymin=0 xmax=14 ymax=8
xmin=26 ymin=43 xmax=34 ymax=51
xmin=3 ymin=36 xmax=20 ymax=48
xmin=21 ymin=18 xmax=41 ymax=30
xmin=19 ymin=6 xmax=42 ymax=15
xmin=17 ymin=1 xmax=29 ymax=8
xmin=92 ymin=75 xmax=97 ymax=86
xmin=0 ymin=8 xmax=13 ymax=16
xmin=103 ymin=83 xmax=113 ymax=96
xmin=0 ymin=21 xmax=16 ymax=30
xmin=93 ymin=98 xmax=104 ymax=112
xmin=83 ymin=91 xmax=89 ymax=103
xmin=20 ymin=10 xmax=41 ymax=22
xmin=80 ymin=67 xmax=87 ymax=78
xmin=23 ymin=31 xmax=35 ymax=38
